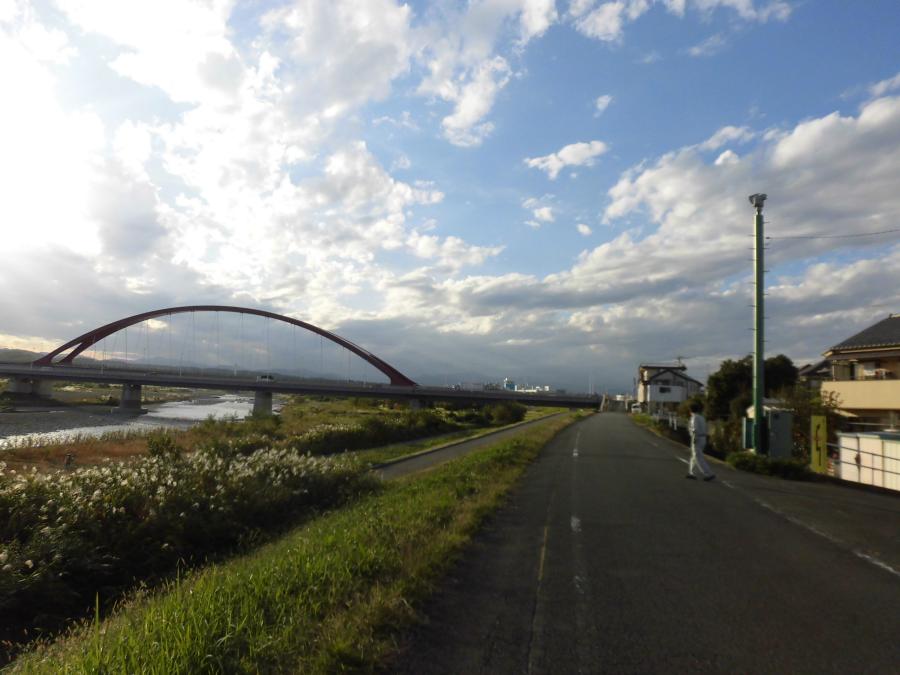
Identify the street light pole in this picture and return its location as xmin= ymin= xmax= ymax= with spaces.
xmin=749 ymin=193 xmax=767 ymax=455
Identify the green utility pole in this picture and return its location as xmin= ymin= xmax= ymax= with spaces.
xmin=750 ymin=193 xmax=767 ymax=454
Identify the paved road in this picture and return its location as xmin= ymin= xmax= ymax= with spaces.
xmin=392 ymin=413 xmax=900 ymax=674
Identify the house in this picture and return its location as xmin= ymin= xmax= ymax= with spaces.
xmin=635 ymin=363 xmax=703 ymax=412
xmin=820 ymin=314 xmax=900 ymax=426
xmin=798 ymin=359 xmax=830 ymax=389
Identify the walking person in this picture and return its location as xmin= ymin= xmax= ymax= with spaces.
xmin=686 ymin=401 xmax=715 ymax=481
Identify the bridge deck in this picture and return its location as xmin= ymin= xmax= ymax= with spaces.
xmin=0 ymin=364 xmax=600 ymax=409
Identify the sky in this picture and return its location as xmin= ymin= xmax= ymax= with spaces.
xmin=1 ymin=0 xmax=900 ymax=393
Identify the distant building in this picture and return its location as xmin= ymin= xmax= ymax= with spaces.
xmin=820 ymin=314 xmax=900 ymax=427
xmin=503 ymin=378 xmax=516 ymax=391
xmin=636 ymin=363 xmax=703 ymax=412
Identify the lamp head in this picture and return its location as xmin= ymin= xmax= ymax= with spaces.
xmin=748 ymin=193 xmax=767 ymax=209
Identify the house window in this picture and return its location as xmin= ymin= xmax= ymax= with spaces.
xmin=659 ymin=386 xmax=671 ymax=393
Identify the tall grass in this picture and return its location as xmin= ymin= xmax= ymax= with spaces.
xmin=0 ymin=446 xmax=375 ymax=650
xmin=8 ymin=414 xmax=576 ymax=673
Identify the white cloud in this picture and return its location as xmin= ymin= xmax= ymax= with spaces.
xmin=570 ymin=0 xmax=791 ymax=43
xmin=391 ymin=154 xmax=412 ymax=171
xmin=594 ymin=94 xmax=613 ymax=115
xmin=57 ymin=0 xmax=241 ymax=105
xmin=373 ymin=111 xmax=420 ymax=131
xmin=698 ymin=125 xmax=755 ymax=150
xmin=577 ymin=223 xmax=593 ymax=236
xmin=713 ymin=149 xmax=739 ymax=165
xmin=517 ymin=0 xmax=559 ymax=43
xmin=687 ymin=33 xmax=727 ymax=57
xmin=407 ymin=231 xmax=504 ymax=271
xmin=534 ymin=206 xmax=555 ymax=222
xmin=368 ymin=92 xmax=900 ymax=388
xmin=870 ymin=71 xmax=900 ymax=98
xmin=262 ymin=0 xmax=413 ymax=116
xmin=440 ymin=56 xmax=512 ymax=147
xmin=523 ymin=196 xmax=555 ymax=224
xmin=573 ymin=2 xmax=632 ymax=42
xmin=416 ymin=0 xmax=558 ymax=147
xmin=0 ymin=12 xmax=104 ymax=256
xmin=525 ymin=140 xmax=609 ymax=179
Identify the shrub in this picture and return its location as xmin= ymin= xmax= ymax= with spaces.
xmin=146 ymin=432 xmax=181 ymax=459
xmin=726 ymin=451 xmax=811 ymax=480
xmin=483 ymin=401 xmax=527 ymax=425
xmin=284 ymin=410 xmax=459 ymax=455
xmin=0 ymin=451 xmax=375 ymax=643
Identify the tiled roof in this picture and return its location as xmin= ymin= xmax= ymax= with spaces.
xmin=829 ymin=314 xmax=900 ymax=352
xmin=639 ymin=363 xmax=686 ymax=370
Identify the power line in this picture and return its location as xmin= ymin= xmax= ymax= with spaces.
xmin=766 ymin=227 xmax=900 ymax=240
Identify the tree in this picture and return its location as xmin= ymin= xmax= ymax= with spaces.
xmin=705 ymin=354 xmax=798 ymax=420
xmin=705 ymin=356 xmax=752 ymax=419
xmin=765 ymin=354 xmax=799 ymax=393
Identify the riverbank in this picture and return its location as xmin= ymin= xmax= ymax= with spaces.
xmin=0 ymin=396 xmax=260 ymax=470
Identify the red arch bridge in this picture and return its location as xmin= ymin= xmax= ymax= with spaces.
xmin=0 ymin=306 xmax=600 ymax=413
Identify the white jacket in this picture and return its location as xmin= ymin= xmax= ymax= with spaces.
xmin=689 ymin=412 xmax=707 ymax=438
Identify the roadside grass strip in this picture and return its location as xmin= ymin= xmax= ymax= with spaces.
xmin=9 ymin=414 xmax=576 ymax=674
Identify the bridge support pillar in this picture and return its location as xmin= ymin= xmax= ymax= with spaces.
xmin=5 ymin=377 xmax=54 ymax=397
xmin=253 ymin=390 xmax=273 ymax=416
xmin=117 ymin=384 xmax=142 ymax=413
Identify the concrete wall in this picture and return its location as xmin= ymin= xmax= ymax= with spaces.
xmin=837 ymin=432 xmax=900 ymax=492
xmin=821 ymin=380 xmax=900 ymax=412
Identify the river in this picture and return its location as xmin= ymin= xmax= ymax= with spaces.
xmin=0 ymin=395 xmax=276 ymax=449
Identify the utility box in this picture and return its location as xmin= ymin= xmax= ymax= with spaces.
xmin=743 ymin=409 xmax=793 ymax=458
xmin=766 ymin=410 xmax=793 ymax=459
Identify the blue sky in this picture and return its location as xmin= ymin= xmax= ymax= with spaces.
xmin=1 ymin=0 xmax=900 ymax=392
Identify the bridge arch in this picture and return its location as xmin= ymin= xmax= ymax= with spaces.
xmin=33 ymin=305 xmax=417 ymax=387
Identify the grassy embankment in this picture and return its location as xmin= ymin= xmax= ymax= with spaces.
xmin=9 ymin=413 xmax=578 ymax=673
xmin=1 ymin=397 xmax=560 ymax=657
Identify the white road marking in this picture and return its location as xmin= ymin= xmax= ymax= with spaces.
xmin=676 ymin=457 xmax=688 ymax=465
xmin=854 ymin=552 xmax=900 ymax=579
xmin=724 ymin=481 xmax=900 ymax=580
xmin=573 ymin=430 xmax=581 ymax=457
xmin=570 ymin=515 xmax=581 ymax=533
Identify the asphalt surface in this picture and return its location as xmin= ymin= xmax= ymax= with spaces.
xmin=391 ymin=413 xmax=900 ymax=674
